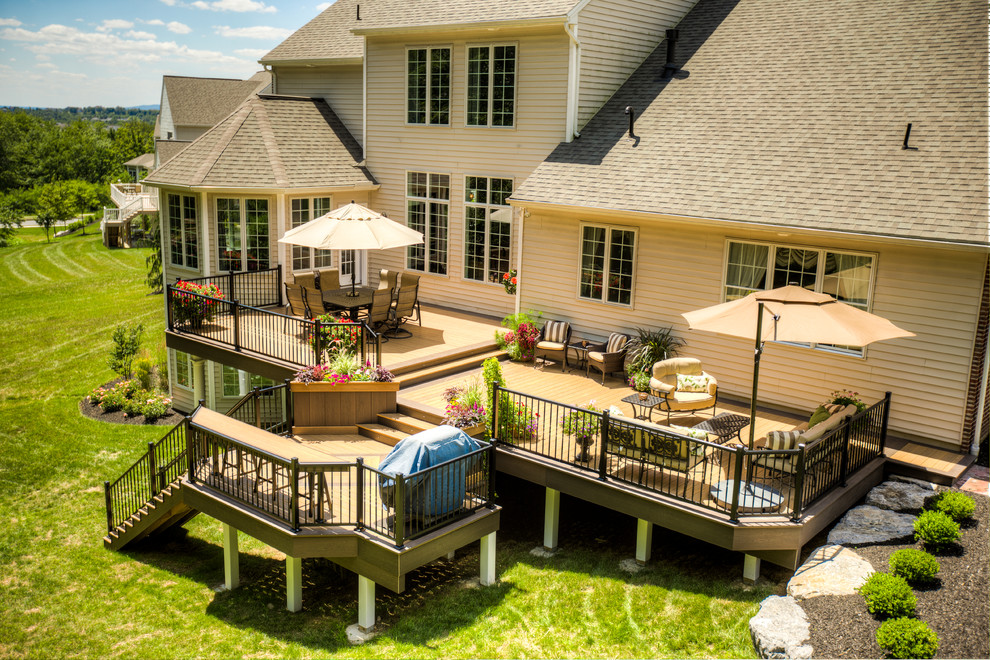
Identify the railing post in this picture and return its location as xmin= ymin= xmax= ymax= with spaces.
xmin=253 ymin=386 xmax=261 ymax=428
xmin=729 ymin=445 xmax=745 ymax=523
xmin=283 ymin=378 xmax=294 ymax=434
xmin=104 ymin=481 xmax=114 ymax=534
xmin=486 ymin=445 xmax=496 ymax=508
xmin=166 ymin=285 xmax=174 ymax=331
xmin=597 ymin=410 xmax=610 ymax=481
xmin=376 ymin=334 xmax=382 ymax=367
xmin=290 ymin=457 xmax=300 ymax=532
xmin=314 ymin=318 xmax=323 ymax=363
xmin=276 ymin=264 xmax=283 ymax=307
xmin=232 ymin=299 xmax=241 ymax=352
xmin=879 ymin=391 xmax=892 ymax=455
xmin=394 ymin=473 xmax=406 ymax=547
xmin=791 ymin=444 xmax=806 ymax=522
xmin=490 ymin=382 xmax=500 ymax=444
xmin=839 ymin=418 xmax=851 ymax=487
xmin=147 ymin=441 xmax=158 ymax=498
xmin=185 ymin=416 xmax=195 ymax=485
xmin=355 ymin=458 xmax=365 ymax=530
xmin=229 ymin=271 xmax=235 ymax=304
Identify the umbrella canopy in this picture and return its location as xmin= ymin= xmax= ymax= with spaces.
xmin=278 ymin=201 xmax=424 ymax=251
xmin=682 ymin=285 xmax=914 ymax=447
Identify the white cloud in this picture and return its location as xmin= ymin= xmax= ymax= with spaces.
xmin=193 ymin=0 xmax=277 ymax=13
xmin=97 ymin=19 xmax=134 ymax=32
xmin=167 ymin=21 xmax=192 ymax=34
xmin=234 ymin=48 xmax=267 ymax=58
xmin=126 ymin=30 xmax=157 ymax=40
xmin=316 ymin=3 xmax=332 ymax=10
xmin=0 ymin=18 xmax=22 ymax=27
xmin=159 ymin=0 xmax=177 ymax=6
xmin=215 ymin=25 xmax=291 ymax=39
xmin=145 ymin=19 xmax=165 ymax=26
xmin=35 ymin=53 xmax=51 ymax=62
xmin=36 ymin=62 xmax=56 ymax=70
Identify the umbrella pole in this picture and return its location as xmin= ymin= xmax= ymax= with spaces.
xmin=748 ymin=302 xmax=765 ymax=450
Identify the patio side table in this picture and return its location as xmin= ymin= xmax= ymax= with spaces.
xmin=691 ymin=412 xmax=750 ymax=445
xmin=567 ymin=340 xmax=592 ymax=374
xmin=621 ymin=392 xmax=663 ymax=422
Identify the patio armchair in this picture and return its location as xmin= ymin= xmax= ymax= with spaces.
xmin=302 ymin=286 xmax=326 ymax=317
xmin=360 ymin=288 xmax=393 ymax=337
xmin=294 ymin=271 xmax=316 ymax=290
xmin=648 ymin=357 xmax=718 ymax=422
xmin=385 ymin=279 xmax=421 ymax=338
xmin=284 ymin=282 xmax=309 ymax=318
xmin=378 ymin=269 xmax=399 ymax=298
xmin=534 ymin=320 xmax=571 ymax=371
xmin=586 ymin=332 xmax=630 ymax=383
xmin=316 ymin=267 xmax=340 ymax=291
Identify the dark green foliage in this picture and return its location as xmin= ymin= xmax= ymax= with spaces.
xmin=913 ymin=509 xmax=961 ymax=552
xmin=132 ymin=356 xmax=154 ymax=391
xmin=145 ymin=218 xmax=163 ymax=293
xmin=626 ymin=326 xmax=684 ymax=374
xmin=889 ymin=549 xmax=940 ymax=584
xmin=482 ymin=357 xmax=504 ymax=440
xmin=107 ymin=322 xmax=144 ymax=380
xmin=928 ymin=491 xmax=976 ymax=522
xmin=859 ymin=572 xmax=916 ymax=618
xmin=876 ymin=618 xmax=939 ymax=659
xmin=0 ymin=203 xmax=21 ymax=247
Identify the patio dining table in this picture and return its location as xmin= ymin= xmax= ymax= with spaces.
xmin=322 ymin=286 xmax=375 ymax=320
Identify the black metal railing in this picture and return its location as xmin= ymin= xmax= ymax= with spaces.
xmin=166 ymin=281 xmax=383 ymax=369
xmin=178 ymin=266 xmax=283 ymax=308
xmin=491 ymin=384 xmax=890 ymax=522
xmin=224 ymin=381 xmax=293 ymax=435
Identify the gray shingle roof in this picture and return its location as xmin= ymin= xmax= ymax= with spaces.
xmin=162 ymin=73 xmax=272 ymax=127
xmin=514 ymin=0 xmax=989 ymax=246
xmin=262 ymin=0 xmax=577 ymax=63
xmin=144 ymin=95 xmax=377 ymax=190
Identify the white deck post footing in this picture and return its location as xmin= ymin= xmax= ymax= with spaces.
xmin=635 ymin=519 xmax=653 ymax=565
xmin=480 ymin=531 xmax=497 ymax=585
xmin=544 ymin=487 xmax=560 ymax=551
xmin=358 ymin=575 xmax=375 ymax=630
xmin=743 ymin=554 xmax=761 ymax=584
xmin=286 ymin=555 xmax=302 ymax=612
xmin=222 ymin=523 xmax=239 ymax=590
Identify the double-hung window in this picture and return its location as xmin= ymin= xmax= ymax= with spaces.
xmin=221 ymin=365 xmax=275 ymax=397
xmin=216 ymin=197 xmax=270 ymax=272
xmin=174 ymin=350 xmax=193 ymax=389
xmin=166 ymin=193 xmax=198 ymax=269
xmin=406 ymin=172 xmax=449 ymax=275
xmin=407 ymin=47 xmax=451 ymax=125
xmin=290 ymin=197 xmax=332 ymax=272
xmin=464 ymin=176 xmax=512 ymax=283
xmin=579 ymin=224 xmax=636 ymax=305
xmin=724 ymin=240 xmax=875 ymax=354
xmin=466 ymin=44 xmax=516 ymax=127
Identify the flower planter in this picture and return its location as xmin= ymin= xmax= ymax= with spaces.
xmin=290 ymin=380 xmax=401 ymax=433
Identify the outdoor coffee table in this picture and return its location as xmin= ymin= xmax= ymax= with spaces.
xmin=621 ymin=392 xmax=664 ymax=421
xmin=691 ymin=412 xmax=750 ymax=445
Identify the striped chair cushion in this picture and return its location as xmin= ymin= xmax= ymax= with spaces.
xmin=766 ymin=430 xmax=803 ymax=450
xmin=543 ymin=321 xmax=569 ymax=343
xmin=606 ymin=333 xmax=628 ymax=353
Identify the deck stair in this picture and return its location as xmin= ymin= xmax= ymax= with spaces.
xmin=103 ymin=481 xmax=197 ymax=551
xmin=390 ymin=344 xmax=504 ymax=388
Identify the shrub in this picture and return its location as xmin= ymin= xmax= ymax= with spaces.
xmin=481 ymin=357 xmax=504 ymax=439
xmin=929 ymin=490 xmax=976 ymax=522
xmin=914 ymin=509 xmax=961 ymax=552
xmin=889 ymin=549 xmax=940 ymax=584
xmin=133 ymin=355 xmax=154 ymax=391
xmin=875 ymin=618 xmax=938 ymax=659
xmin=858 ymin=572 xmax=916 ymax=618
xmin=626 ymin=326 xmax=683 ymax=374
xmin=139 ymin=392 xmax=172 ymax=421
xmin=99 ymin=386 xmax=128 ymax=413
xmin=107 ymin=322 xmax=144 ymax=379
xmin=123 ymin=392 xmax=146 ymax=417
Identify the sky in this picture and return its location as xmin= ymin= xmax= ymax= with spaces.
xmin=0 ymin=0 xmax=337 ymax=108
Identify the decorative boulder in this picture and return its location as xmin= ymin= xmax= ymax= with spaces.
xmin=827 ymin=505 xmax=916 ymax=546
xmin=865 ymin=480 xmax=934 ymax=512
xmin=787 ymin=545 xmax=875 ymax=600
xmin=750 ymin=595 xmax=813 ymax=659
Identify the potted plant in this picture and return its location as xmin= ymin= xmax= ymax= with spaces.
xmin=441 ymin=380 xmax=486 ymax=434
xmin=495 ymin=310 xmax=542 ymax=361
xmin=172 ymin=280 xmax=224 ymax=327
xmin=560 ymin=401 xmax=602 ymax=462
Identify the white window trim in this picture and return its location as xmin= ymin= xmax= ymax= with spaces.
xmin=463 ymin=174 xmax=514 ymax=284
xmin=576 ymin=222 xmax=638 ymax=307
xmin=215 ymin=196 xmax=272 ymax=273
xmin=166 ymin=193 xmax=199 ymax=270
xmin=289 ymin=195 xmax=333 ymax=272
xmin=173 ymin=349 xmax=193 ymax=391
xmin=405 ymin=45 xmax=453 ymax=127
xmin=221 ymin=365 xmax=275 ymax=398
xmin=463 ymin=42 xmax=518 ymax=129
xmin=721 ymin=238 xmax=878 ymax=357
xmin=405 ymin=170 xmax=451 ymax=276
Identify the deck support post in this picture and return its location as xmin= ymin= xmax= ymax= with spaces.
xmin=286 ymin=555 xmax=302 ymax=612
xmin=192 ymin=357 xmax=206 ymax=407
xmin=480 ymin=532 xmax=497 ymax=586
xmin=635 ymin=519 xmax=653 ymax=565
xmin=543 ymin=487 xmax=560 ymax=551
xmin=358 ymin=575 xmax=375 ymax=631
xmin=743 ymin=554 xmax=761 ymax=584
xmin=222 ymin=523 xmax=239 ymax=590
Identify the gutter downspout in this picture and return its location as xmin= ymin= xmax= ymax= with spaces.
xmin=515 ymin=207 xmax=524 ymax=316
xmin=972 ymin=255 xmax=990 ymax=455
xmin=563 ymin=20 xmax=581 ymax=142
xmin=362 ymin=38 xmax=368 ymax=160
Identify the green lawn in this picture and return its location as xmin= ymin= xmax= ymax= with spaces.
xmin=0 ymin=229 xmax=773 ymax=658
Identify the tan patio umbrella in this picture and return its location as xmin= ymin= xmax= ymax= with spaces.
xmin=278 ymin=201 xmax=424 ymax=295
xmin=681 ymin=285 xmax=914 ymax=447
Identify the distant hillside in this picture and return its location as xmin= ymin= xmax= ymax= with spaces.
xmin=0 ymin=105 xmax=158 ymax=125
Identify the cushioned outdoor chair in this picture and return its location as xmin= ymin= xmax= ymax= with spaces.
xmin=648 ymin=357 xmax=718 ymax=422
xmin=587 ymin=332 xmax=631 ymax=383
xmin=316 ymin=267 xmax=340 ymax=291
xmin=535 ymin=320 xmax=571 ymax=371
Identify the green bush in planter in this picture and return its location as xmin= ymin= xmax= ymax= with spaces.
xmin=928 ymin=490 xmax=976 ymax=522
xmin=858 ymin=572 xmax=916 ymax=618
xmin=889 ymin=549 xmax=940 ymax=585
xmin=913 ymin=509 xmax=961 ymax=552
xmin=875 ymin=618 xmax=938 ymax=659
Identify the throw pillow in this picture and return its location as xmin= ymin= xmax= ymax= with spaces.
xmin=808 ymin=405 xmax=831 ymax=429
xmin=671 ymin=425 xmax=710 ymax=441
xmin=676 ymin=373 xmax=710 ymax=392
xmin=766 ymin=430 xmax=803 ymax=450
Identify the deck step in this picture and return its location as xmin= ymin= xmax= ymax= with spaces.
xmin=397 ymin=349 xmax=505 ymax=387
xmin=356 ymin=423 xmax=410 ymax=446
xmin=396 ymin=400 xmax=446 ymax=426
xmin=390 ymin=341 xmax=499 ymax=377
xmin=376 ymin=412 xmax=435 ymax=435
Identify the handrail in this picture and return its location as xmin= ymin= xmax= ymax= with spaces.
xmin=223 ymin=381 xmax=292 ymax=434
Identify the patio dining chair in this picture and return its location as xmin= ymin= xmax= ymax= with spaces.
xmin=294 ymin=271 xmax=316 ymax=290
xmin=316 ymin=267 xmax=340 ymax=291
xmin=360 ymin=288 xmax=393 ymax=338
xmin=385 ymin=280 xmax=421 ymax=338
xmin=302 ymin=286 xmax=326 ymax=317
xmin=535 ymin=320 xmax=571 ymax=371
xmin=587 ymin=332 xmax=631 ymax=383
xmin=378 ymin=269 xmax=399 ymax=298
xmin=284 ymin=282 xmax=309 ymax=318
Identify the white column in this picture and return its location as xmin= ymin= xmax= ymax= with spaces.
xmin=222 ymin=523 xmax=239 ymax=590
xmin=192 ymin=356 xmax=206 ymax=407
xmin=286 ymin=555 xmax=302 ymax=612
xmin=743 ymin=554 xmax=761 ymax=584
xmin=635 ymin=519 xmax=653 ymax=565
xmin=544 ymin=487 xmax=560 ymax=551
xmin=358 ymin=575 xmax=375 ymax=630
xmin=480 ymin=532 xmax=497 ymax=586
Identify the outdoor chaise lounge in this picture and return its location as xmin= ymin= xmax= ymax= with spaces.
xmin=648 ymin=357 xmax=718 ymax=421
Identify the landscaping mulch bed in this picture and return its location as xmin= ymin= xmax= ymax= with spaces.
xmin=78 ymin=379 xmax=184 ymax=427
xmin=802 ymin=490 xmax=988 ymax=659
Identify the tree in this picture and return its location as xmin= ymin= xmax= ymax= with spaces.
xmin=36 ymin=181 xmax=77 ymax=240
xmin=0 ymin=202 xmax=22 ymax=248
xmin=107 ymin=323 xmax=144 ymax=380
xmin=145 ymin=217 xmax=163 ymax=293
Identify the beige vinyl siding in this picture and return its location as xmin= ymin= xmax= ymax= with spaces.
xmin=168 ymin=349 xmax=196 ymax=413
xmin=363 ymin=30 xmax=569 ymax=317
xmin=576 ymin=0 xmax=697 ymax=128
xmin=275 ymin=65 xmax=365 ymax=146
xmin=159 ymin=89 xmax=175 ymax=140
xmin=519 ymin=208 xmax=985 ymax=449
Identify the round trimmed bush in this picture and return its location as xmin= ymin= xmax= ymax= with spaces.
xmin=889 ymin=549 xmax=940 ymax=584
xmin=859 ymin=572 xmax=916 ymax=618
xmin=914 ymin=509 xmax=961 ymax=552
xmin=930 ymin=490 xmax=976 ymax=522
xmin=876 ymin=617 xmax=939 ymax=659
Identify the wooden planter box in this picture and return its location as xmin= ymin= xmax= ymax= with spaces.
xmin=290 ymin=380 xmax=401 ymax=434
